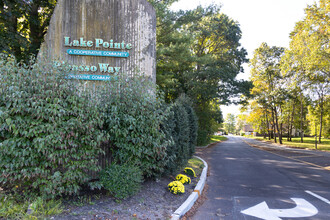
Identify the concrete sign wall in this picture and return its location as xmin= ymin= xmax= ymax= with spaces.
xmin=39 ymin=0 xmax=156 ymax=82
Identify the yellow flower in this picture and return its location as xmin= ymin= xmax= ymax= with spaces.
xmin=176 ymin=174 xmax=191 ymax=184
xmin=168 ymin=181 xmax=185 ymax=194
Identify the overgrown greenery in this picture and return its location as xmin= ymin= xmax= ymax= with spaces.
xmin=0 ymin=0 xmax=57 ymax=62
xmin=147 ymin=0 xmax=252 ymax=145
xmin=0 ymin=195 xmax=63 ymax=219
xmin=0 ymin=55 xmax=105 ymax=198
xmin=98 ymin=75 xmax=169 ymax=178
xmin=161 ymin=95 xmax=198 ymax=175
xmin=0 ymin=55 xmax=199 ymax=200
xmin=1 ymin=0 xmax=252 ymax=145
xmin=99 ymin=164 xmax=143 ymax=200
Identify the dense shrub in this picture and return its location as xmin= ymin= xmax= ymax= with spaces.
xmin=0 ymin=55 xmax=105 ymax=198
xmin=99 ymin=164 xmax=143 ymax=199
xmin=0 ymin=55 xmax=199 ymax=199
xmin=172 ymin=100 xmax=190 ymax=167
xmin=98 ymin=75 xmax=170 ymax=178
xmin=196 ymin=102 xmax=222 ymax=146
xmin=178 ymin=95 xmax=198 ymax=158
xmin=159 ymin=104 xmax=176 ymax=174
xmin=161 ymin=95 xmax=198 ymax=174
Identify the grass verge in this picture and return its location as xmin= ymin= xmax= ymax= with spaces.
xmin=203 ymin=135 xmax=227 ymax=146
xmin=186 ymin=157 xmax=205 ymax=177
xmin=0 ymin=194 xmax=63 ymax=220
xmin=245 ymin=136 xmax=330 ymax=151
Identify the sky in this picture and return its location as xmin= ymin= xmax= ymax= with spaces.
xmin=170 ymin=0 xmax=316 ymax=117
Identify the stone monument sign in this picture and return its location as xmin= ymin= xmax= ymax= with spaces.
xmin=39 ymin=0 xmax=156 ymax=82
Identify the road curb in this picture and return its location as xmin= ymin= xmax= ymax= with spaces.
xmin=171 ymin=155 xmax=208 ymax=220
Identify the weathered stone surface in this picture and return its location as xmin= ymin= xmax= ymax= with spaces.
xmin=39 ymin=0 xmax=156 ymax=82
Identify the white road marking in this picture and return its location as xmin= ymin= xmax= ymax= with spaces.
xmin=306 ymin=190 xmax=330 ymax=205
xmin=241 ymin=198 xmax=318 ymax=220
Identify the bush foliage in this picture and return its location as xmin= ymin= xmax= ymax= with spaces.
xmin=99 ymin=164 xmax=143 ymax=199
xmin=0 ymin=55 xmax=105 ymax=198
xmin=98 ymin=75 xmax=170 ymax=178
xmin=0 ymin=55 xmax=199 ymax=198
xmin=162 ymin=95 xmax=198 ymax=174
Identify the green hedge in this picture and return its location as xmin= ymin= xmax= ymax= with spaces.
xmin=179 ymin=95 xmax=198 ymax=158
xmin=0 ymin=56 xmax=105 ymax=198
xmin=162 ymin=95 xmax=198 ymax=174
xmin=98 ymin=75 xmax=170 ymax=178
xmin=99 ymin=164 xmax=143 ymax=199
xmin=0 ymin=55 xmax=199 ymax=198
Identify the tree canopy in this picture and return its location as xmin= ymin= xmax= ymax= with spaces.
xmin=243 ymin=0 xmax=329 ymax=146
xmin=1 ymin=0 xmax=252 ymax=145
xmin=0 ymin=0 xmax=57 ymax=62
xmin=149 ymin=1 xmax=252 ymax=144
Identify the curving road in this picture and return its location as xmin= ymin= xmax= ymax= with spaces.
xmin=193 ymin=135 xmax=330 ymax=220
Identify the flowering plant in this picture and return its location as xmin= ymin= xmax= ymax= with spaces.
xmin=168 ymin=181 xmax=185 ymax=194
xmin=184 ymin=167 xmax=196 ymax=177
xmin=176 ymin=174 xmax=191 ymax=184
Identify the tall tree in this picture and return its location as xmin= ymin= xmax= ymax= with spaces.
xmin=0 ymin=0 xmax=56 ymax=62
xmin=250 ymin=43 xmax=285 ymax=144
xmin=282 ymin=0 xmax=330 ymax=143
xmin=224 ymin=113 xmax=236 ymax=134
xmin=150 ymin=2 xmax=252 ymax=144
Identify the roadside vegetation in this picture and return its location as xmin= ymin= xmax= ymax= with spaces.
xmin=1 ymin=0 xmax=327 ymax=218
xmin=0 ymin=56 xmax=198 ymax=218
xmin=0 ymin=194 xmax=63 ymax=220
xmin=230 ymin=0 xmax=329 ymax=150
xmin=245 ymin=136 xmax=330 ymax=151
xmin=210 ymin=135 xmax=228 ymax=143
xmin=186 ymin=158 xmax=205 ymax=177
xmin=0 ymin=1 xmax=252 ymax=146
xmin=201 ymin=135 xmax=228 ymax=146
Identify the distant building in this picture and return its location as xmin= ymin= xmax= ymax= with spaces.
xmin=243 ymin=124 xmax=254 ymax=136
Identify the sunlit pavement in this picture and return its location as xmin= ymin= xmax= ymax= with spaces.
xmin=193 ymin=136 xmax=330 ymax=220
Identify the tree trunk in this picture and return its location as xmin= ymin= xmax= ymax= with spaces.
xmin=274 ymin=107 xmax=282 ymax=144
xmin=262 ymin=117 xmax=266 ymax=139
xmin=319 ymin=98 xmax=324 ymax=144
xmin=290 ymin=103 xmax=295 ymax=141
xmin=315 ymin=120 xmax=318 ymax=149
xmin=265 ymin=110 xmax=271 ymax=140
xmin=7 ymin=4 xmax=22 ymax=60
xmin=300 ymin=92 xmax=304 ymax=143
xmin=287 ymin=104 xmax=291 ymax=141
xmin=280 ymin=123 xmax=283 ymax=143
xmin=28 ymin=2 xmax=42 ymax=57
xmin=272 ymin=107 xmax=277 ymax=143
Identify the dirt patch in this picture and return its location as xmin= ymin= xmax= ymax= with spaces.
xmin=52 ymin=175 xmax=200 ymax=220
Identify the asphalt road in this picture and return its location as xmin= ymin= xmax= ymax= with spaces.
xmin=193 ymin=136 xmax=330 ymax=220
